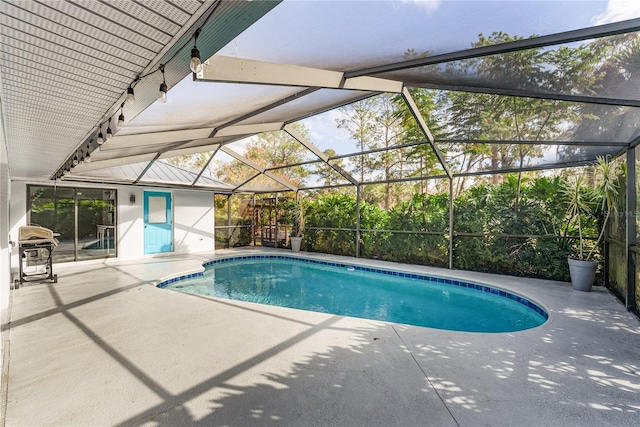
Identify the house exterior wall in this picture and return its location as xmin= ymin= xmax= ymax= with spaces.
xmin=116 ymin=187 xmax=215 ymax=260
xmin=1 ymin=118 xmax=10 ymax=311
xmin=8 ymin=180 xmax=26 ymax=279
xmin=8 ymin=181 xmax=215 ymax=267
xmin=174 ymin=191 xmax=215 ymax=254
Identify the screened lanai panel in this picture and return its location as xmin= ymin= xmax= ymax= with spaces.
xmin=295 ymin=93 xmax=425 ymax=158
xmin=235 ymin=174 xmax=291 ymax=193
xmin=117 ymin=79 xmax=302 ymax=136
xmin=232 ymin=89 xmax=372 ymax=128
xmin=177 ymin=150 xmax=219 ymax=184
xmin=380 ymin=33 xmax=640 ymax=105
xmin=274 ymin=162 xmax=352 ymax=190
xmin=297 ymin=111 xmax=363 ymax=157
xmin=431 ymin=90 xmax=640 ymax=145
xmin=92 ymin=142 xmax=180 ymax=161
xmin=219 ymin=1 xmax=623 ymax=71
xmin=211 ymin=150 xmax=262 ymax=188
xmin=444 ymin=143 xmax=622 ymax=175
xmin=343 ymin=145 xmax=447 ymax=183
xmin=224 ymin=130 xmax=320 ymax=166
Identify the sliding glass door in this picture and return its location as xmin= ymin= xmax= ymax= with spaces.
xmin=28 ymin=185 xmax=117 ymax=262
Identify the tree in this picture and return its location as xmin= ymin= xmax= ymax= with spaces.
xmin=164 ymin=152 xmax=215 ymax=177
xmin=442 ymin=31 xmax=604 ymax=202
xmin=392 ymin=82 xmax=446 ymax=195
xmin=312 ymin=148 xmax=349 ymax=188
xmin=337 ymin=96 xmax=381 ymax=183
xmin=214 ymin=123 xmax=312 ymax=190
xmin=337 ymin=94 xmax=409 ymax=209
xmin=565 ymin=33 xmax=640 ymax=155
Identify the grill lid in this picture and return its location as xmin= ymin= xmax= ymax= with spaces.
xmin=18 ymin=226 xmax=55 ymax=242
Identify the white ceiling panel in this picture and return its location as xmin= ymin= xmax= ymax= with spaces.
xmin=1 ymin=0 xmax=279 ymax=179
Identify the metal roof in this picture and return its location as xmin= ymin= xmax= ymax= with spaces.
xmin=2 ymin=1 xmax=640 ymax=192
xmin=64 ymin=159 xmax=234 ymax=191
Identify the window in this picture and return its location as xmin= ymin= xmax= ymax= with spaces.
xmin=28 ymin=185 xmax=117 ymax=262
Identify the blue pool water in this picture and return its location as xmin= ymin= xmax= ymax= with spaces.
xmin=160 ymin=256 xmax=547 ymax=332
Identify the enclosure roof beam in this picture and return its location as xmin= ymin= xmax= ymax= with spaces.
xmin=132 ymin=139 xmax=194 ymax=184
xmin=629 ymin=134 xmax=640 ymax=149
xmin=453 ymin=160 xmax=593 ymax=178
xmin=133 ymin=153 xmax=162 ymax=184
xmin=283 ymin=124 xmax=359 ymax=186
xmin=191 ymin=145 xmax=221 ymax=187
xmin=266 ymin=159 xmax=323 ymax=171
xmin=62 ymin=175 xmax=233 ymax=193
xmin=401 ymin=87 xmax=451 ymax=179
xmin=220 ymin=146 xmax=298 ymax=191
xmin=199 ymin=55 xmax=403 ymax=93
xmin=412 ymin=82 xmax=640 ymax=108
xmin=299 ymin=182 xmax=356 ymax=191
xmin=437 ymin=139 xmax=630 ymax=146
xmin=232 ymin=171 xmax=262 ymax=192
xmin=360 ymin=174 xmax=450 ymax=186
xmin=101 ymin=123 xmax=285 ymax=154
xmin=160 ymin=143 xmax=222 ymax=159
xmin=346 ymin=18 xmax=640 ymax=78
xmin=329 ymin=140 xmax=433 ymax=161
xmin=101 ymin=128 xmax=215 ymax=152
xmin=209 ymin=87 xmax=320 ymax=137
xmin=70 ymin=153 xmax=159 ymax=173
xmin=214 ymin=122 xmax=285 ymax=137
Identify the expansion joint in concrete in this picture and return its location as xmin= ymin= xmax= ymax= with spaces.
xmin=391 ymin=325 xmax=461 ymax=427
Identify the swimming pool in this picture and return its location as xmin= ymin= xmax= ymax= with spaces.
xmin=159 ymin=255 xmax=548 ymax=332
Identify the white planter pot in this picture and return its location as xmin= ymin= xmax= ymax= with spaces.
xmin=568 ymin=258 xmax=598 ymax=292
xmin=290 ymin=236 xmax=303 ymax=252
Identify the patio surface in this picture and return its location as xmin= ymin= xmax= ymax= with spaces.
xmin=2 ymin=248 xmax=639 ymax=426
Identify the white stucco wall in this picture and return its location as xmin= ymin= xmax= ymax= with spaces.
xmin=0 ymin=93 xmax=8 ymax=407
xmin=117 ymin=187 xmax=145 ymax=260
xmin=173 ymin=190 xmax=215 ymax=254
xmin=8 ymin=180 xmax=26 ymax=276
xmin=1 ymin=121 xmax=10 ymax=311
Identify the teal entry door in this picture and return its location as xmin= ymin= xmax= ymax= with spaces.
xmin=144 ymin=191 xmax=173 ymax=254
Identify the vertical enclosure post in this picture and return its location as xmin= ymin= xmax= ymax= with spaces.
xmin=252 ymin=194 xmax=256 ymax=247
xmin=626 ymin=148 xmax=637 ymax=312
xmin=260 ymin=196 xmax=264 ymax=247
xmin=356 ymin=184 xmax=361 ymax=258
xmin=449 ymin=177 xmax=454 ymax=269
xmin=74 ymin=189 xmax=79 ymax=261
xmin=295 ymin=190 xmax=299 ymax=249
xmin=226 ymin=195 xmax=232 ymax=247
xmin=274 ymin=192 xmax=279 ymax=249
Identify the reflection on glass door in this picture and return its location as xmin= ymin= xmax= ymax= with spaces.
xmin=28 ymin=185 xmax=117 ymax=262
xmin=77 ymin=188 xmax=116 ymax=260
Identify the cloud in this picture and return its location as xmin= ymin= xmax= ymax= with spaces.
xmin=401 ymin=0 xmax=442 ymax=13
xmin=593 ymin=0 xmax=640 ymax=25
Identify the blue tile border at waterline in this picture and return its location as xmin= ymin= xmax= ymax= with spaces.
xmin=157 ymin=272 xmax=203 ymax=288
xmin=159 ymin=255 xmax=548 ymax=320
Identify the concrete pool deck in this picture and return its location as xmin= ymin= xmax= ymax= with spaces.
xmin=2 ymin=248 xmax=639 ymax=426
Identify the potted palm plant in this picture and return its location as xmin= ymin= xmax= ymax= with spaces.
xmin=563 ymin=156 xmax=621 ymax=291
xmin=290 ymin=197 xmax=305 ymax=252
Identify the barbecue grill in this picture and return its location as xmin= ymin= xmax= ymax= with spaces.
xmin=15 ymin=225 xmax=58 ymax=289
